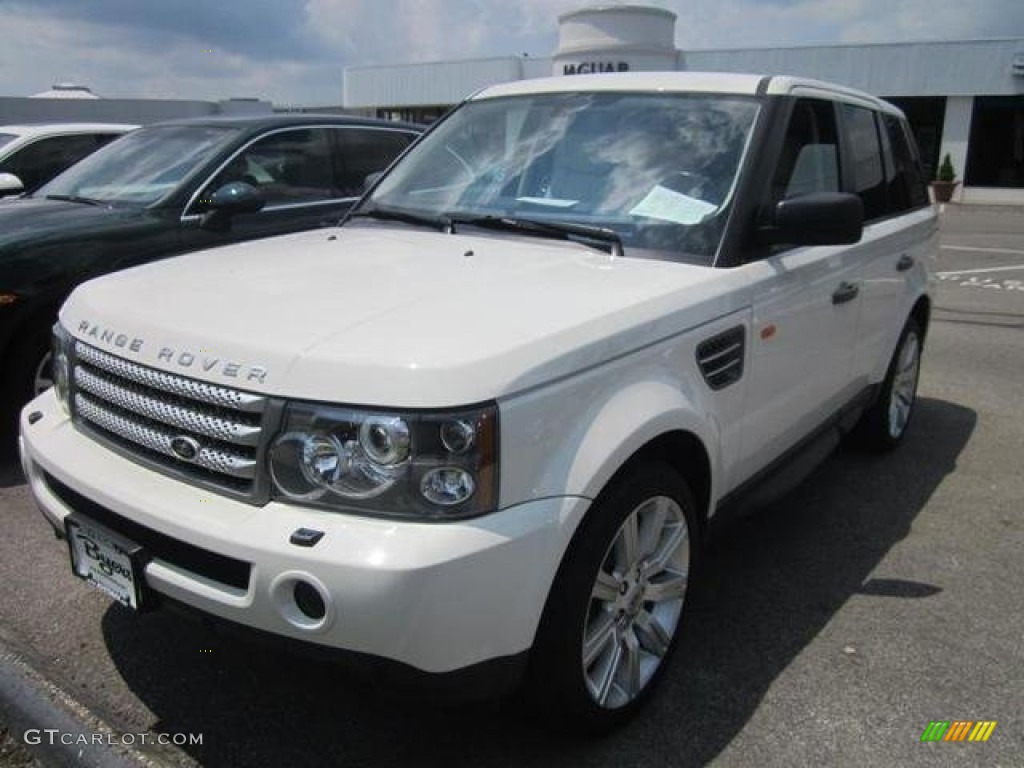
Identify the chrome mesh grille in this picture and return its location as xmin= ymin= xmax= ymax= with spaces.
xmin=71 ymin=341 xmax=268 ymax=497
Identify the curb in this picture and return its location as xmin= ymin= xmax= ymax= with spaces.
xmin=0 ymin=641 xmax=165 ymax=768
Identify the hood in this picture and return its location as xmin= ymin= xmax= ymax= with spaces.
xmin=0 ymin=196 xmax=136 ymax=249
xmin=61 ymin=224 xmax=740 ymax=407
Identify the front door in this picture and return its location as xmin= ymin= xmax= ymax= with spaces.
xmin=733 ymin=98 xmax=863 ymax=486
xmin=179 ymin=126 xmax=358 ymax=251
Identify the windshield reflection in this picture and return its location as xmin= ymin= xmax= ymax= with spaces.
xmin=365 ymin=92 xmax=759 ymax=264
xmin=35 ymin=125 xmax=238 ymax=206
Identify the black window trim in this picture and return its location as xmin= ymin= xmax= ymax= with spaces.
xmin=836 ymin=102 xmax=931 ymax=227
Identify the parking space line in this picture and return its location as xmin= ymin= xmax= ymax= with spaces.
xmin=941 ymin=245 xmax=1024 ymax=256
xmin=937 ymin=264 xmax=1024 ymax=277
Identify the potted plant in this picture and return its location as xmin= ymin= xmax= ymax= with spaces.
xmin=931 ymin=153 xmax=958 ymax=203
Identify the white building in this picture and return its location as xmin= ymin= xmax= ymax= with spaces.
xmin=343 ymin=4 xmax=1024 ymax=205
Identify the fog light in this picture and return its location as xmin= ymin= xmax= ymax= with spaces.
xmin=420 ymin=467 xmax=475 ymax=506
xmin=293 ymin=581 xmax=327 ymax=620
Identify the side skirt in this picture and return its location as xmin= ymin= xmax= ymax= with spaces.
xmin=710 ymin=384 xmax=878 ymax=534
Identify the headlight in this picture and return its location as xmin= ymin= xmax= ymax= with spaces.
xmin=269 ymin=402 xmax=498 ymax=519
xmin=52 ymin=324 xmax=71 ymax=415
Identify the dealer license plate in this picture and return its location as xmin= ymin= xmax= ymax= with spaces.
xmin=66 ymin=514 xmax=149 ymax=610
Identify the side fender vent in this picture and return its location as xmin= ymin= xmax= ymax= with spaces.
xmin=696 ymin=326 xmax=745 ymax=391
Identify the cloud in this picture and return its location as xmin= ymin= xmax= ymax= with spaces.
xmin=6 ymin=0 xmax=328 ymax=61
xmin=0 ymin=0 xmax=1022 ymax=104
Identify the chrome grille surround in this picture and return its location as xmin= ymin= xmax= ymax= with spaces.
xmin=70 ymin=340 xmax=274 ymax=501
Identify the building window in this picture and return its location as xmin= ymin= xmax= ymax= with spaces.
xmin=886 ymin=97 xmax=945 ymax=181
xmin=965 ymin=95 xmax=1024 ymax=188
xmin=376 ymin=106 xmax=450 ymax=125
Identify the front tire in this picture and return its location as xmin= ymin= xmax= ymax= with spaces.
xmin=524 ymin=461 xmax=699 ymax=734
xmin=1 ymin=326 xmax=52 ymax=435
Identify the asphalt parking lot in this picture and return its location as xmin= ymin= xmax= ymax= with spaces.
xmin=0 ymin=205 xmax=1021 ymax=768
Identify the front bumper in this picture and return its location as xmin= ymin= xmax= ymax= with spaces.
xmin=20 ymin=391 xmax=588 ymax=678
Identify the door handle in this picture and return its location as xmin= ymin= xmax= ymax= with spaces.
xmin=896 ymin=254 xmax=915 ymax=272
xmin=832 ymin=281 xmax=860 ymax=305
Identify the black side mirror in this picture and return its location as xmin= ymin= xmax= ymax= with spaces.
xmin=199 ymin=181 xmax=265 ymax=232
xmin=209 ymin=181 xmax=265 ymax=215
xmin=758 ymin=192 xmax=864 ymax=246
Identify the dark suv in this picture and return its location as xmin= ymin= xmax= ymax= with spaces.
xmin=0 ymin=114 xmax=420 ymax=430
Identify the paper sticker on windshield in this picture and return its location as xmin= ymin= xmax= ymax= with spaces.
xmin=629 ymin=186 xmax=716 ymax=226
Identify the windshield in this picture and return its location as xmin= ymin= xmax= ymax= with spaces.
xmin=364 ymin=92 xmax=760 ymax=264
xmin=0 ymin=133 xmax=17 ymax=152
xmin=35 ymin=124 xmax=238 ymax=205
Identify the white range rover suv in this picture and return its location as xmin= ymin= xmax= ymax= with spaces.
xmin=19 ymin=72 xmax=936 ymax=732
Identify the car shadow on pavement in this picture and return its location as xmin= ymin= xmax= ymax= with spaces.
xmin=97 ymin=396 xmax=975 ymax=768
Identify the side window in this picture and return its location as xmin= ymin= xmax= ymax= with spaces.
xmin=335 ymin=129 xmax=416 ymax=197
xmin=840 ymin=105 xmax=887 ymax=221
xmin=0 ymin=134 xmax=102 ymax=193
xmin=882 ymin=114 xmax=929 ymax=210
xmin=200 ymin=128 xmax=337 ymax=209
xmin=771 ymin=99 xmax=840 ymax=202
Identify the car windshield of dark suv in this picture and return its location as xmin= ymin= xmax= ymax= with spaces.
xmin=34 ymin=124 xmax=238 ymax=206
xmin=363 ymin=91 xmax=760 ymax=264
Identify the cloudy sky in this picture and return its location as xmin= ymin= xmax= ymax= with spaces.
xmin=1 ymin=0 xmax=1022 ymax=105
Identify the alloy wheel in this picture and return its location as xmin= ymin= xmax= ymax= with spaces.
xmin=582 ymin=494 xmax=690 ymax=709
xmin=887 ymin=330 xmax=920 ymax=439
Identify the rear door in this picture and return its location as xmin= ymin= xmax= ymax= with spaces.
xmin=843 ymin=108 xmax=936 ymax=384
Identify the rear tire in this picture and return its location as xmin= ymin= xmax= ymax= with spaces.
xmin=852 ymin=316 xmax=922 ymax=451
xmin=523 ymin=461 xmax=699 ymax=734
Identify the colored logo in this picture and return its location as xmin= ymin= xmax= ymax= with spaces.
xmin=921 ymin=721 xmax=996 ymax=743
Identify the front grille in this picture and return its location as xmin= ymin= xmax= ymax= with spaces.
xmin=71 ymin=341 xmax=270 ymax=500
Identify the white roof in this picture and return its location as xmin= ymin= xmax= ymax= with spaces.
xmin=472 ymin=71 xmax=900 ymax=114
xmin=475 ymin=71 xmax=768 ymax=99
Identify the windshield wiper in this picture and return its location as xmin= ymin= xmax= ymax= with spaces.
xmin=446 ymin=213 xmax=623 ymax=257
xmin=44 ymin=194 xmax=106 ymax=207
xmin=348 ymin=205 xmax=449 ymax=232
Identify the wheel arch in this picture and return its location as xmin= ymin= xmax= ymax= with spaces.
xmin=601 ymin=430 xmax=713 ymax=537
